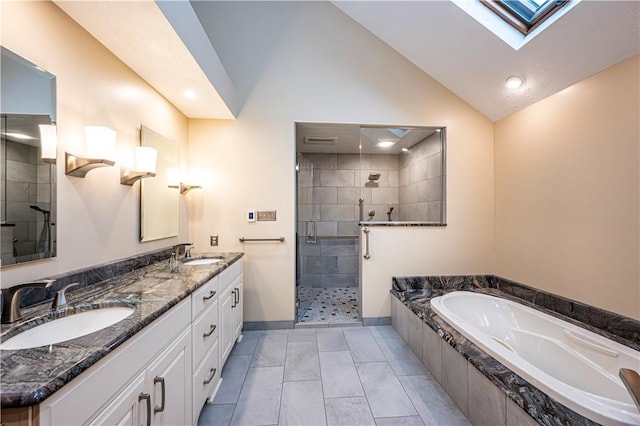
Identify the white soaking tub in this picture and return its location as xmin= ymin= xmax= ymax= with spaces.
xmin=430 ymin=291 xmax=640 ymax=426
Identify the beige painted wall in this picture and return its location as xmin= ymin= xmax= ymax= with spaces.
xmin=188 ymin=2 xmax=494 ymax=322
xmin=1 ymin=1 xmax=189 ymax=286
xmin=494 ymin=55 xmax=640 ymax=320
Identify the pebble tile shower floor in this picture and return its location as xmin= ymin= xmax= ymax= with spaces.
xmin=198 ymin=326 xmax=470 ymax=426
xmin=297 ymin=287 xmax=360 ymax=324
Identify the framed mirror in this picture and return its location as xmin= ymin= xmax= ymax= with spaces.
xmin=1 ymin=47 xmax=57 ymax=266
xmin=139 ymin=125 xmax=179 ymax=242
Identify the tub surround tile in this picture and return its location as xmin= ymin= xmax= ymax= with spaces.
xmin=421 ymin=323 xmax=442 ymax=384
xmin=441 ymin=342 xmax=469 ymax=416
xmin=0 ymin=251 xmax=244 ymax=408
xmin=468 ymin=365 xmax=506 ymax=426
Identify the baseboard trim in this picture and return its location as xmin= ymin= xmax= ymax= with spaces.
xmin=363 ymin=316 xmax=392 ymax=326
xmin=243 ymin=321 xmax=294 ymax=330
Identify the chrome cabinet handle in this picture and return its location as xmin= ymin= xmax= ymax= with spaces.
xmin=202 ymin=290 xmax=216 ymax=301
xmin=363 ymin=227 xmax=371 ymax=259
xmin=203 ymin=324 xmax=217 ymax=338
xmin=153 ymin=376 xmax=165 ymax=414
xmin=203 ymin=368 xmax=217 ymax=385
xmin=138 ymin=392 xmax=151 ymax=426
xmin=231 ymin=288 xmax=237 ymax=308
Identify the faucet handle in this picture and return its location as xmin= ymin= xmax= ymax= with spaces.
xmin=52 ymin=282 xmax=80 ymax=310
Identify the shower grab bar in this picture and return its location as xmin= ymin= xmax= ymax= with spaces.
xmin=619 ymin=368 xmax=640 ymax=411
xmin=239 ymin=237 xmax=285 ymax=242
xmin=363 ymin=227 xmax=371 ymax=259
xmin=306 ymin=220 xmax=317 ymax=244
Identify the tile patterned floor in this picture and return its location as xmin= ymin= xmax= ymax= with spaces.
xmin=198 ymin=326 xmax=471 ymax=426
xmin=297 ymin=287 xmax=360 ymax=324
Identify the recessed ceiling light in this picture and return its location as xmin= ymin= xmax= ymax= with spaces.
xmin=505 ymin=75 xmax=525 ymax=90
xmin=376 ymin=140 xmax=396 ymax=149
xmin=183 ymin=90 xmax=197 ymax=99
xmin=401 ymin=148 xmax=409 ymax=152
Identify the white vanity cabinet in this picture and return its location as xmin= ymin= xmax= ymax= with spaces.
xmin=90 ymin=327 xmax=191 ymax=426
xmin=191 ymin=276 xmax=220 ymax=423
xmin=38 ymin=298 xmax=193 ymax=426
xmin=218 ymin=259 xmax=243 ymax=367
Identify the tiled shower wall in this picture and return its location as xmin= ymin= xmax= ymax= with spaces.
xmin=1 ymin=139 xmax=54 ymax=264
xmin=398 ymin=133 xmax=444 ymax=222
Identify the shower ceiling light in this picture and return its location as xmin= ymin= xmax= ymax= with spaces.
xmin=376 ymin=140 xmax=396 ymax=148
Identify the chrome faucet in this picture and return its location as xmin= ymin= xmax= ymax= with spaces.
xmin=1 ymin=280 xmax=56 ymax=323
xmin=170 ymin=243 xmax=193 ymax=272
xmin=52 ymin=282 xmax=80 ymax=310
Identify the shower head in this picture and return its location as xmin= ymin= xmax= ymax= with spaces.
xmin=368 ymin=172 xmax=381 ymax=181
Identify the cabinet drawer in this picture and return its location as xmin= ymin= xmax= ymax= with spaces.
xmin=192 ymin=298 xmax=219 ymax=367
xmin=192 ymin=341 xmax=220 ymax=423
xmin=219 ymin=260 xmax=242 ymax=291
xmin=192 ymin=276 xmax=219 ymax=320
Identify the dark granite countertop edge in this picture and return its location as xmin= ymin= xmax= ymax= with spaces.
xmin=0 ymin=252 xmax=244 ymax=408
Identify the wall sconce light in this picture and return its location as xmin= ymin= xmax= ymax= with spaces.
xmin=65 ymin=126 xmax=116 ymax=178
xmin=120 ymin=146 xmax=157 ymax=186
xmin=38 ymin=124 xmax=57 ymax=164
xmin=167 ymin=167 xmax=203 ymax=195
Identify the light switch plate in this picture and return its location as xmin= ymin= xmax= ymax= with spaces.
xmin=257 ymin=210 xmax=277 ymax=221
xmin=247 ymin=210 xmax=256 ymax=222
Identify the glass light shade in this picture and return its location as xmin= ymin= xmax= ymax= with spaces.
xmin=38 ymin=124 xmax=57 ymax=161
xmin=135 ymin=146 xmax=157 ymax=173
xmin=166 ymin=168 xmax=181 ymax=187
xmin=84 ymin=126 xmax=116 ymax=160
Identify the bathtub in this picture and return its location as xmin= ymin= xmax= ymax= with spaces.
xmin=430 ymin=291 xmax=640 ymax=426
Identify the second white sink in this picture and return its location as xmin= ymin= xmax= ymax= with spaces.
xmin=183 ymin=258 xmax=222 ymax=266
xmin=0 ymin=306 xmax=135 ymax=351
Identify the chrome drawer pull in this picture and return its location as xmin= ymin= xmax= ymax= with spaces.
xmin=203 ymin=324 xmax=217 ymax=338
xmin=138 ymin=392 xmax=151 ymax=426
xmin=153 ymin=376 xmax=165 ymax=414
xmin=203 ymin=290 xmax=216 ymax=301
xmin=203 ymin=368 xmax=217 ymax=385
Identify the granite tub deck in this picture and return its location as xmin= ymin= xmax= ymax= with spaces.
xmin=0 ymin=251 xmax=243 ymax=408
xmin=391 ymin=275 xmax=640 ymax=426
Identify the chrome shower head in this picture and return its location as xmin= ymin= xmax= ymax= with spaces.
xmin=368 ymin=172 xmax=381 ymax=181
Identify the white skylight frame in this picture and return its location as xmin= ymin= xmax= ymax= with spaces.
xmin=451 ymin=0 xmax=581 ymax=50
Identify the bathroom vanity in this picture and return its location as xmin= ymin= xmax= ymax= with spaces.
xmin=0 ymin=252 xmax=244 ymax=426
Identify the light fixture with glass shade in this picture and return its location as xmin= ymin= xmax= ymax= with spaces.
xmin=38 ymin=124 xmax=57 ymax=164
xmin=65 ymin=126 xmax=116 ymax=178
xmin=120 ymin=146 xmax=157 ymax=186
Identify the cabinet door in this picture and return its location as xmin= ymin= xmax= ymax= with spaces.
xmin=89 ymin=373 xmax=146 ymax=426
xmin=147 ymin=327 xmax=192 ymax=426
xmin=232 ymin=277 xmax=243 ymax=340
xmin=219 ymin=284 xmax=234 ymax=366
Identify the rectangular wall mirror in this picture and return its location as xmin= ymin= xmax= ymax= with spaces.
xmin=1 ymin=47 xmax=57 ymax=266
xmin=139 ymin=125 xmax=179 ymax=242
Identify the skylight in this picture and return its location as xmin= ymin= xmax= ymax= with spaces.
xmin=481 ymin=0 xmax=570 ymax=35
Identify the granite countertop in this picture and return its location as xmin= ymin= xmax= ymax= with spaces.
xmin=0 ymin=252 xmax=243 ymax=408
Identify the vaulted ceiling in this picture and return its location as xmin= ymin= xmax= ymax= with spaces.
xmin=56 ymin=0 xmax=639 ymax=122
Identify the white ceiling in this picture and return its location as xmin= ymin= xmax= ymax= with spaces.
xmin=55 ymin=1 xmax=639 ymax=122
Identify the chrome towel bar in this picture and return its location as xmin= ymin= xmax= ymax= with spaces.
xmin=239 ymin=237 xmax=285 ymax=243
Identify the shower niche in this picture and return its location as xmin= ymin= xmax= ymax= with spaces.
xmin=294 ymin=122 xmax=446 ymax=324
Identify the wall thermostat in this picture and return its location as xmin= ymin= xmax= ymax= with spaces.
xmin=247 ymin=210 xmax=256 ymax=222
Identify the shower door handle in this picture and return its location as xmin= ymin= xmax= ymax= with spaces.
xmin=363 ymin=227 xmax=371 ymax=259
xmin=306 ymin=220 xmax=317 ymax=244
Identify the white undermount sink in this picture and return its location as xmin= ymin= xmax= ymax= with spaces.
xmin=0 ymin=306 xmax=135 ymax=351
xmin=183 ymin=258 xmax=222 ymax=266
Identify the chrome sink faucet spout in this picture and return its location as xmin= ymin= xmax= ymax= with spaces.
xmin=1 ymin=280 xmax=56 ymax=324
xmin=170 ymin=243 xmax=193 ymax=272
